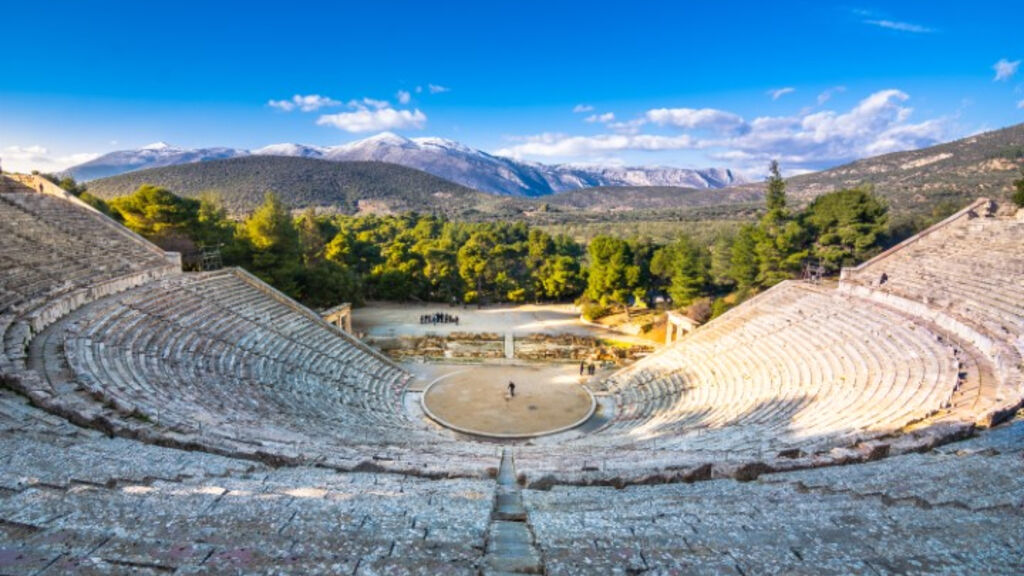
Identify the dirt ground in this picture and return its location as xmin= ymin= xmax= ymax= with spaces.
xmin=351 ymin=301 xmax=654 ymax=344
xmin=421 ymin=364 xmax=594 ymax=437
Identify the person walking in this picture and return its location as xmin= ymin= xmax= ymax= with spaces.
xmin=579 ymin=360 xmax=585 ymax=376
xmin=507 ymin=381 xmax=516 ymax=398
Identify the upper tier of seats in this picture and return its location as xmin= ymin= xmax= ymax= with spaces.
xmin=0 ymin=176 xmax=178 ymax=372
xmin=840 ymin=199 xmax=1024 ymax=425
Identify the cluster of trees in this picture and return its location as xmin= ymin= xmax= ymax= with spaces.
xmin=581 ymin=162 xmax=890 ymax=319
xmin=44 ymin=163 xmax=892 ymax=317
xmin=56 ymin=181 xmax=586 ymax=308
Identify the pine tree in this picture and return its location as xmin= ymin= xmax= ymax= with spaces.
xmin=238 ymin=192 xmax=302 ymax=295
xmin=754 ymin=161 xmax=808 ymax=286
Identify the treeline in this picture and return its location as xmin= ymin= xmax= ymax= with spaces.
xmin=44 ymin=164 xmax=893 ymax=317
xmin=581 ymin=162 xmax=890 ymax=319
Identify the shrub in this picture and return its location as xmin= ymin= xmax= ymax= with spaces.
xmin=580 ymin=301 xmax=610 ymax=322
xmin=686 ymin=297 xmax=713 ymax=324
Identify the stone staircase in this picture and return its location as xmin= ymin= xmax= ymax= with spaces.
xmin=484 ymin=448 xmax=544 ymax=574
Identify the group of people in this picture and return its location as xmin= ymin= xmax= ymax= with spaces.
xmin=579 ymin=361 xmax=597 ymax=376
xmin=420 ymin=312 xmax=459 ymax=326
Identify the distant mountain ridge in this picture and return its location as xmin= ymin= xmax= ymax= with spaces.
xmin=65 ymin=133 xmax=747 ymax=196
xmin=83 ymin=156 xmax=507 ymax=217
xmin=68 ymin=142 xmax=250 ymax=181
xmin=83 ymin=122 xmax=1024 ymax=224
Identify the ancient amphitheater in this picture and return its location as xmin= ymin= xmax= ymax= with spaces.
xmin=1 ymin=172 xmax=1022 ymax=574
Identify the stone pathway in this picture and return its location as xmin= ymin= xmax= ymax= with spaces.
xmin=484 ymin=448 xmax=544 ymax=574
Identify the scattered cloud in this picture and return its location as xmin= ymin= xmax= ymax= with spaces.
xmin=268 ymin=94 xmax=341 ymax=112
xmin=317 ymin=98 xmax=426 ymax=132
xmin=396 ymin=90 xmax=411 ymax=105
xmin=584 ymin=112 xmax=615 ymax=123
xmin=355 ymin=97 xmax=390 ymax=110
xmin=645 ymin=108 xmax=746 ymax=133
xmin=1018 ymin=99 xmax=1024 ymax=110
xmin=768 ymin=87 xmax=796 ymax=100
xmin=993 ymin=58 xmax=1020 ymax=82
xmin=706 ymin=89 xmax=947 ymax=169
xmin=415 ymin=86 xmax=423 ymax=93
xmin=495 ymin=133 xmax=696 ymax=159
xmin=497 ymin=89 xmax=948 ymax=172
xmin=1 ymin=145 xmax=99 ymax=173
xmin=863 ymin=19 xmax=934 ymax=33
xmin=607 ymin=119 xmax=646 ymax=135
xmin=816 ymin=86 xmax=847 ymax=106
xmin=572 ymin=104 xmax=595 ymax=113
xmin=427 ymin=84 xmax=450 ymax=94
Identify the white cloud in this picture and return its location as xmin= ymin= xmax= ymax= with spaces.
xmin=864 ymin=19 xmax=934 ymax=33
xmin=816 ymin=86 xmax=847 ymax=106
xmin=317 ymin=100 xmax=427 ymax=133
xmin=268 ymin=94 xmax=341 ymax=112
xmin=353 ymin=97 xmax=390 ymax=110
xmin=584 ymin=112 xmax=615 ymax=123
xmin=708 ymin=89 xmax=947 ymax=170
xmin=572 ymin=104 xmax=595 ymax=113
xmin=645 ymin=107 xmax=746 ymax=133
xmin=1017 ymin=99 xmax=1024 ymax=109
xmin=498 ymin=88 xmax=948 ymax=172
xmin=1 ymin=145 xmax=99 ymax=173
xmin=993 ymin=59 xmax=1020 ymax=82
xmin=607 ymin=119 xmax=645 ymax=135
xmin=495 ymin=132 xmax=696 ymax=159
xmin=396 ymin=90 xmax=411 ymax=105
xmin=768 ymin=87 xmax=795 ymax=100
xmin=428 ymin=84 xmax=450 ymax=94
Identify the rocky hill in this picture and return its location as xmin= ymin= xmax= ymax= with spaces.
xmin=732 ymin=123 xmax=1024 ymax=212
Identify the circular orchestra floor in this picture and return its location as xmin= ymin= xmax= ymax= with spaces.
xmin=421 ymin=364 xmax=596 ymax=438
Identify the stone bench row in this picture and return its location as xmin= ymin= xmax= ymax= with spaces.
xmin=593 ymin=284 xmax=957 ymax=451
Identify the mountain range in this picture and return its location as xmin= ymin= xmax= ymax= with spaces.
xmin=65 ymin=133 xmax=747 ymax=196
xmin=82 ymin=122 xmax=1024 ymax=225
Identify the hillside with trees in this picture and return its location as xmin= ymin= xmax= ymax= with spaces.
xmin=84 ymin=156 xmax=512 ymax=218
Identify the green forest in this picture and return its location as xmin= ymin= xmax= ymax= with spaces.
xmin=45 ymin=163 xmax=910 ymax=319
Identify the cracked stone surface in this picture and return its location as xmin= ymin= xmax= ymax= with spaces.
xmin=0 ymin=389 xmax=493 ymax=575
xmin=524 ymin=419 xmax=1024 ymax=576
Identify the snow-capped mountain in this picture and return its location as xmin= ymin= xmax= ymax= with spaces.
xmin=251 ymin=143 xmax=326 ymax=158
xmin=66 ymin=134 xmax=747 ymax=196
xmin=67 ymin=142 xmax=250 ymax=181
xmin=317 ymin=132 xmax=747 ymax=195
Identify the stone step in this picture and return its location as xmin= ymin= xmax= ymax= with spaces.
xmin=495 ymin=489 xmax=527 ymax=521
xmin=497 ymin=448 xmax=517 ymax=486
xmin=485 ymin=449 xmax=545 ymax=574
xmin=485 ymin=521 xmax=543 ymax=573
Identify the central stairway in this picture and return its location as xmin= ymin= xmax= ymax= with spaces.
xmin=484 ymin=448 xmax=544 ymax=574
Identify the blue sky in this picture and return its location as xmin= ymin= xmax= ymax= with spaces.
xmin=1 ymin=0 xmax=1022 ymax=174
